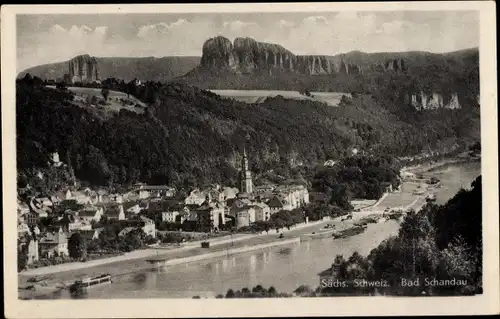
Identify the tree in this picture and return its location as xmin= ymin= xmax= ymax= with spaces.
xmin=101 ymin=88 xmax=110 ymax=101
xmin=294 ymin=285 xmax=313 ymax=296
xmin=18 ymin=247 xmax=28 ymax=272
xmin=267 ymin=286 xmax=277 ymax=295
xmin=68 ymin=232 xmax=87 ymax=260
xmin=225 ymin=289 xmax=235 ymax=298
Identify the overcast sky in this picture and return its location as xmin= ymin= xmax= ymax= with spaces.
xmin=17 ymin=11 xmax=479 ymax=72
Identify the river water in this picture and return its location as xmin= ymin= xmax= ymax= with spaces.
xmin=51 ymin=161 xmax=481 ymax=299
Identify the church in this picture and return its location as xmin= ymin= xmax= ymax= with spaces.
xmin=238 ymin=146 xmax=254 ymax=197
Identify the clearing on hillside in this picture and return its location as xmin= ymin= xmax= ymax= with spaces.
xmin=47 ymin=85 xmax=147 ymax=117
xmin=209 ymin=90 xmax=351 ymax=107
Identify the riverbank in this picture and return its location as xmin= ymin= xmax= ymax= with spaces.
xmin=19 ymin=157 xmax=480 ymax=299
xmin=18 ymin=218 xmax=335 ymax=299
xmin=401 ymin=155 xmax=480 ymax=175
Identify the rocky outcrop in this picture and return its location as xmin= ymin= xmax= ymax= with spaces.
xmin=385 ymin=59 xmax=406 ymax=72
xmin=199 ymin=36 xmax=363 ymax=76
xmin=233 ymin=37 xmax=295 ymax=73
xmin=409 ymin=92 xmax=461 ymax=110
xmin=68 ymin=54 xmax=99 ymax=84
xmin=201 ymin=36 xmax=238 ymax=71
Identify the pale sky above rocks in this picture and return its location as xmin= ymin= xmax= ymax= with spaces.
xmin=17 ymin=11 xmax=479 ymax=72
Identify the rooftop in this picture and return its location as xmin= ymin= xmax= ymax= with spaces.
xmin=138 ymin=185 xmax=176 ymax=191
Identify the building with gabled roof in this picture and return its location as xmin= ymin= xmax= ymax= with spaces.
xmin=104 ymin=204 xmax=125 ymax=220
xmin=137 ymin=185 xmax=176 ymax=199
xmin=77 ymin=206 xmax=103 ymax=223
xmin=39 ymin=228 xmax=69 ymax=258
xmin=251 ymin=202 xmax=271 ymax=222
xmin=267 ymin=196 xmax=285 ymax=214
xmin=139 ymin=216 xmax=156 ymax=238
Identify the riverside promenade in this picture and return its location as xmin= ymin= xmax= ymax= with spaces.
xmin=19 ymin=218 xmax=332 ymax=280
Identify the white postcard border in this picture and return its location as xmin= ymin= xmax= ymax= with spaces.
xmin=2 ymin=2 xmax=498 ymax=318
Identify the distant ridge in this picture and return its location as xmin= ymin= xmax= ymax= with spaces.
xmin=18 ymin=56 xmax=201 ymax=82
xmin=18 ymin=33 xmax=478 ymax=97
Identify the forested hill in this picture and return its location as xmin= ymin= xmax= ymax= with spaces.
xmin=16 ymin=76 xmax=480 ymax=196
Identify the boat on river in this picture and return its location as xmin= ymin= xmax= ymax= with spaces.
xmin=332 ymin=226 xmax=366 ymax=239
xmin=70 ymin=274 xmax=112 ymax=290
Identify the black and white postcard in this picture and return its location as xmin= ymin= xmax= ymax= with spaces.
xmin=2 ymin=2 xmax=498 ymax=317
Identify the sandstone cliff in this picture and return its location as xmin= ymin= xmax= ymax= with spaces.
xmin=199 ymin=36 xmax=364 ymax=76
xmin=68 ymin=54 xmax=99 ymax=84
xmin=408 ymin=92 xmax=461 ymax=110
xmin=384 ymin=59 xmax=407 ymax=72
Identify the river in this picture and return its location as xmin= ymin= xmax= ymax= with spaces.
xmin=44 ymin=160 xmax=481 ymax=299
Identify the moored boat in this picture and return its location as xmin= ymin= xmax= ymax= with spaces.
xmin=70 ymin=274 xmax=112 ymax=290
xmin=332 ymin=225 xmax=366 ymax=239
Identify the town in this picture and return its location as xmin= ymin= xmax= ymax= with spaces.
xmin=17 ymin=145 xmax=312 ymax=269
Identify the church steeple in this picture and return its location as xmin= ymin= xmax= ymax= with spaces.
xmin=242 ymin=146 xmax=249 ymax=171
xmin=239 ymin=140 xmax=253 ymax=195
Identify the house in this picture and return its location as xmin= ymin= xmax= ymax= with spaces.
xmin=231 ymin=206 xmax=256 ymax=228
xmin=38 ymin=197 xmax=53 ymax=207
xmin=71 ymin=191 xmax=93 ymax=205
xmin=255 ymin=191 xmax=275 ymax=203
xmin=104 ymin=204 xmax=125 ymax=220
xmin=83 ymin=188 xmax=100 ymax=204
xmin=148 ymin=199 xmax=182 ymax=214
xmin=137 ymin=185 xmax=176 ymax=199
xmin=39 ymin=228 xmax=69 ymax=258
xmin=29 ymin=197 xmax=51 ymax=217
xmin=122 ymin=191 xmax=140 ymax=202
xmin=53 ymin=190 xmax=72 ymax=203
xmin=147 ymin=199 xmax=183 ymax=223
xmin=400 ymin=171 xmax=416 ymax=180
xmin=185 ymin=189 xmax=206 ymax=205
xmin=254 ymin=184 xmax=276 ymax=194
xmin=267 ymin=196 xmax=285 ymax=214
xmin=252 ymin=202 xmax=271 ymax=222
xmin=109 ymin=194 xmax=124 ymax=204
xmin=23 ymin=211 xmax=40 ymax=227
xmin=118 ymin=227 xmax=136 ymax=237
xmin=140 ymin=216 xmax=156 ymax=238
xmin=77 ymin=206 xmax=103 ymax=223
xmin=273 ymin=185 xmax=309 ymax=210
xmin=19 ymin=236 xmax=39 ymax=265
xmin=196 ymin=204 xmax=225 ymax=232
xmin=18 ymin=222 xmax=31 ymax=236
xmin=68 ymin=219 xmax=92 ymax=232
xmin=207 ymin=189 xmax=225 ymax=203
xmin=50 ymin=152 xmax=63 ymax=167
xmin=162 ymin=211 xmax=179 ymax=223
xmin=50 ymin=195 xmax=62 ymax=206
xmin=222 ymin=187 xmax=239 ymax=200
xmin=26 ymin=238 xmax=39 ymax=264
xmin=126 ymin=204 xmax=143 ymax=215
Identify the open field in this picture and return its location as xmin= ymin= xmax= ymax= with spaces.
xmin=209 ymin=89 xmax=350 ymax=106
xmin=47 ymin=85 xmax=146 ymax=116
